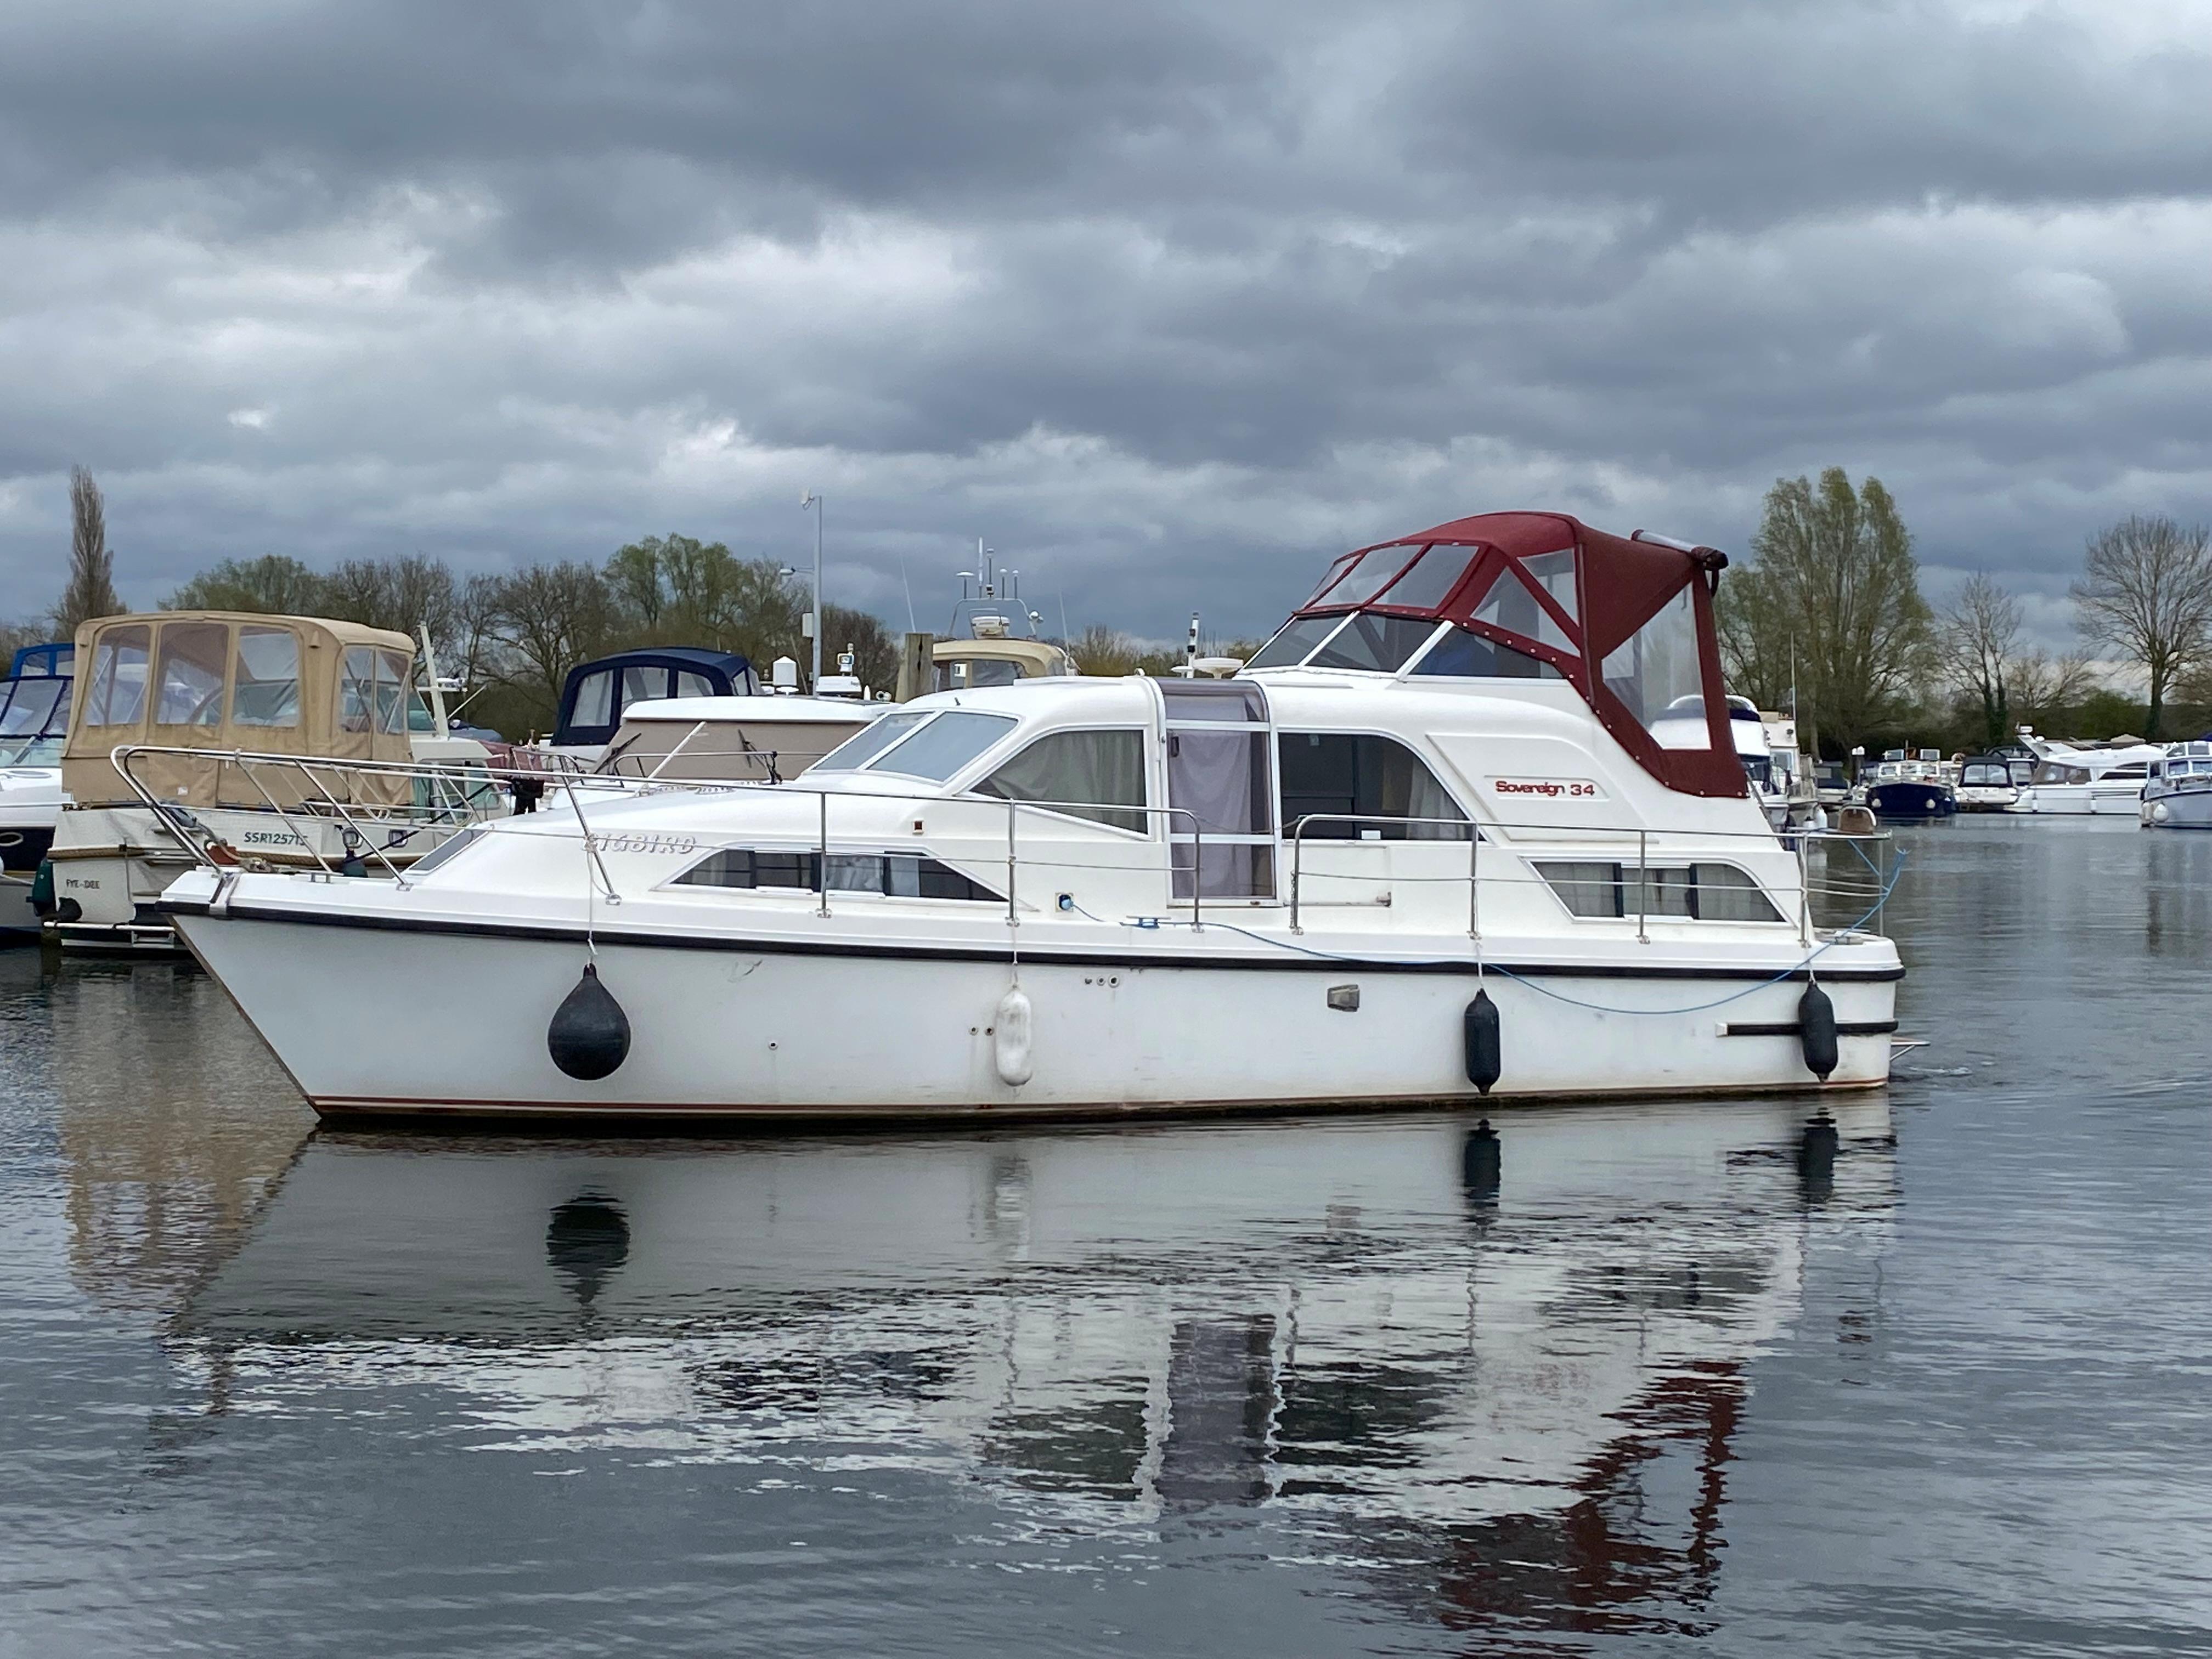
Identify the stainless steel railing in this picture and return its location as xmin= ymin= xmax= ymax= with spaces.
xmin=107 ymin=743 xmax=1889 ymax=941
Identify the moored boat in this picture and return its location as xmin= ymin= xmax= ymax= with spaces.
xmin=2140 ymin=741 xmax=2212 ymax=828
xmin=1954 ymin=754 xmax=2019 ymax=812
xmin=2009 ymin=740 xmax=2160 ymax=815
xmin=163 ymin=511 xmax=1904 ymax=1123
xmin=43 ymin=612 xmax=497 ymax=952
xmin=0 ymin=653 xmax=71 ymax=939
xmin=1863 ymin=757 xmax=1956 ymax=821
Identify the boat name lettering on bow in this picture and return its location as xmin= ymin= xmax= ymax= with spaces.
xmin=1489 ymin=777 xmax=1603 ymax=800
xmin=591 ymin=832 xmax=699 ymax=855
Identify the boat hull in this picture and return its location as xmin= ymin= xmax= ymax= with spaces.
xmin=1866 ymin=781 xmax=1956 ymax=821
xmin=2009 ymin=783 xmax=2143 ymax=815
xmin=170 ymin=904 xmax=1900 ymax=1121
xmin=2141 ymin=787 xmax=2212 ymax=828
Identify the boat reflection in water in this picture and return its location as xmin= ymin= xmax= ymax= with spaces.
xmin=161 ymin=1097 xmax=1894 ymax=1634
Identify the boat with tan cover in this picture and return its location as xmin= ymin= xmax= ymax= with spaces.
xmin=43 ymin=611 xmax=496 ymax=952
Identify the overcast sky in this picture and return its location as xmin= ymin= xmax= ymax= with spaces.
xmin=4 ymin=0 xmax=2210 ymax=646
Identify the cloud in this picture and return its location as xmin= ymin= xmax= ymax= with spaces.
xmin=4 ymin=0 xmax=2212 ymax=651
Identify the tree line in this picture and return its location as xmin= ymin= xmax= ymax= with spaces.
xmin=15 ymin=464 xmax=2212 ymax=753
xmin=1719 ymin=467 xmax=2212 ymax=757
xmin=160 ymin=534 xmax=900 ymax=735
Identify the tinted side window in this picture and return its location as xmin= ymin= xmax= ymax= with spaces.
xmin=979 ymin=729 xmax=1147 ymax=831
xmin=1279 ymin=732 xmax=1470 ymax=839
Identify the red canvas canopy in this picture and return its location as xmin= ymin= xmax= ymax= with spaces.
xmin=1291 ymin=511 xmax=1743 ymax=799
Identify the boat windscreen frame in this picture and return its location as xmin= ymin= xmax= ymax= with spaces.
xmin=1267 ymin=511 xmax=1743 ymax=798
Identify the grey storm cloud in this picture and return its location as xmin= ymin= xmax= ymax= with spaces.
xmin=3 ymin=0 xmax=2210 ymax=642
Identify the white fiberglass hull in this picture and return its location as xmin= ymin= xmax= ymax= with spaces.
xmin=2142 ymin=788 xmax=2212 ymax=828
xmin=2009 ymin=783 xmax=2142 ymax=815
xmin=0 ymin=872 xmax=37 ymax=939
xmin=169 ymin=885 xmax=1900 ymax=1122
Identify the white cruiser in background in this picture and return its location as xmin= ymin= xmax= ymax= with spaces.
xmin=163 ymin=511 xmax=1904 ymax=1122
xmin=2009 ymin=736 xmax=2163 ymax=815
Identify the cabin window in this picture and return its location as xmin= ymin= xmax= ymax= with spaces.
xmin=1279 ymin=732 xmax=1471 ymax=840
xmin=1534 ymin=861 xmax=1781 ymax=922
xmin=571 ymin=669 xmax=616 ymax=730
xmin=1245 ymin=616 xmax=1346 ymax=670
xmin=978 ymin=729 xmax=1148 ymax=831
xmin=1409 ymin=624 xmax=1560 ymax=680
xmin=674 ymin=847 xmax=999 ymax=901
xmin=1602 ymin=588 xmax=1708 ymax=745
xmin=1306 ymin=613 xmax=1443 ymax=674
xmin=674 ymin=670 xmax=719 ymax=699
xmin=934 ymin=658 xmax=1025 ymax=691
xmin=868 ymin=711 xmax=1018 ymax=782
xmin=1374 ymin=545 xmax=1477 ymax=610
xmin=231 ymin=627 xmax=302 ymax=727
xmin=2104 ymin=763 xmax=2147 ymax=780
xmin=816 ymin=710 xmax=925 ymax=770
xmin=1962 ymin=763 xmax=2008 ymax=787
xmin=82 ymin=627 xmax=150 ymax=726
xmin=1301 ymin=551 xmax=1361 ymax=607
xmin=154 ymin=623 xmax=229 ymax=727
xmin=620 ymin=665 xmax=667 ymax=710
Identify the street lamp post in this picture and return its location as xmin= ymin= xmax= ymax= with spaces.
xmin=800 ymin=492 xmax=823 ymax=689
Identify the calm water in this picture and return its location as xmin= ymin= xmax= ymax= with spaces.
xmin=4 ymin=815 xmax=2211 ymax=1657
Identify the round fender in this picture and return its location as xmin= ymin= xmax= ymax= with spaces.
xmin=549 ymin=963 xmax=631 ymax=1081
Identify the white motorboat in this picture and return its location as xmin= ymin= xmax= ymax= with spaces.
xmin=1955 ymin=755 xmax=2019 ymax=812
xmin=2140 ymin=740 xmax=2212 ymax=828
xmin=163 ymin=511 xmax=1903 ymax=1123
xmin=2009 ymin=739 xmax=2162 ymax=815
xmin=44 ymin=611 xmax=498 ymax=952
xmin=0 ymin=661 xmax=71 ymax=939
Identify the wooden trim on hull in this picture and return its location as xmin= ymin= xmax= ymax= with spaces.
xmin=306 ymin=1070 xmax=1894 ymax=1127
xmin=162 ymin=898 xmax=1907 ymax=984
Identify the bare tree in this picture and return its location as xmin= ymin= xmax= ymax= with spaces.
xmin=1936 ymin=573 xmax=2023 ymax=748
xmin=1068 ymin=624 xmax=1140 ymax=675
xmin=486 ymin=561 xmax=614 ymax=719
xmin=2011 ymin=650 xmax=2100 ymax=736
xmin=2072 ymin=514 xmax=2212 ymax=739
xmin=53 ymin=465 xmax=123 ymax=634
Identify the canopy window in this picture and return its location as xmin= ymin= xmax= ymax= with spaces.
xmin=1279 ymin=732 xmax=1471 ymax=840
xmin=231 ymin=627 xmax=302 ymax=728
xmin=979 ymin=729 xmax=1148 ymax=832
xmin=1261 ymin=511 xmax=1742 ymax=798
xmin=155 ymin=623 xmax=229 ymax=727
xmin=1305 ymin=614 xmax=1443 ymax=674
xmin=569 ymin=669 xmax=616 ymax=730
xmin=81 ymin=625 xmax=150 ymax=729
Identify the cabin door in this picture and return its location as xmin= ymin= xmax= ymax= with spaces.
xmin=1160 ymin=680 xmax=1276 ymax=901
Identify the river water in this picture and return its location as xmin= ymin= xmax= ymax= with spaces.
xmin=2 ymin=814 xmax=2209 ymax=1657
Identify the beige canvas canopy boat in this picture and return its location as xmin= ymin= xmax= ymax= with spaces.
xmin=63 ymin=612 xmax=417 ymax=808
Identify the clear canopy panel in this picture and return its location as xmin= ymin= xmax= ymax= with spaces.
xmin=1256 ymin=511 xmax=1742 ymax=797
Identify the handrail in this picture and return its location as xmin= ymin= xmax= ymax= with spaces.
xmin=105 ymin=743 xmax=1889 ymax=940
xmin=1283 ymin=806 xmax=1888 ymax=938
